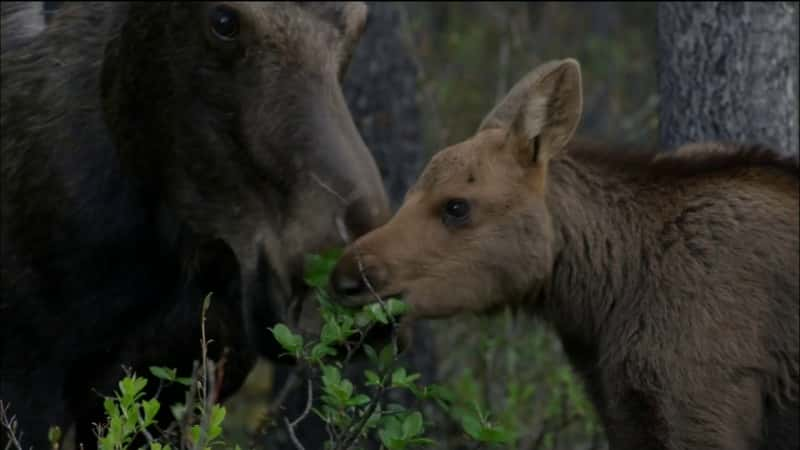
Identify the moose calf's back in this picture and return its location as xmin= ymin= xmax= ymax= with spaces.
xmin=331 ymin=59 xmax=799 ymax=450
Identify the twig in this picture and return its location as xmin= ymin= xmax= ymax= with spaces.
xmin=310 ymin=172 xmax=355 ymax=206
xmin=0 ymin=401 xmax=24 ymax=450
xmin=289 ymin=380 xmax=315 ymax=428
xmin=248 ymin=365 xmax=305 ymax=448
xmin=283 ymin=417 xmax=307 ymax=450
xmin=180 ymin=361 xmax=200 ymax=450
xmin=334 ymin=257 xmax=404 ymax=450
xmin=341 ymin=323 xmax=375 ymax=367
xmin=334 ymin=353 xmax=402 ymax=450
xmin=210 ymin=348 xmax=229 ymax=404
xmin=191 ymin=295 xmax=218 ymax=450
xmin=139 ymin=427 xmax=157 ymax=447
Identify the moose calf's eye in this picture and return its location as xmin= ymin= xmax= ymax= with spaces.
xmin=442 ymin=199 xmax=471 ymax=227
xmin=210 ymin=5 xmax=240 ymax=40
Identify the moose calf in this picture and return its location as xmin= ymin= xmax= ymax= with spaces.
xmin=330 ymin=59 xmax=799 ymax=450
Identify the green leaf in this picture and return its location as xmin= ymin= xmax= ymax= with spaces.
xmin=379 ymin=344 xmax=395 ymax=369
xmin=461 ymin=414 xmax=482 ymax=440
xmin=103 ymin=397 xmax=117 ymax=418
xmin=348 ymin=394 xmax=371 ymax=407
xmin=303 ymin=249 xmax=343 ymax=288
xmin=321 ymin=321 xmax=343 ymax=344
xmin=408 ymin=437 xmax=435 ymax=447
xmin=202 ymin=292 xmax=213 ymax=313
xmin=175 ymin=377 xmax=193 ymax=386
xmin=364 ymin=370 xmax=381 ymax=386
xmin=402 ymin=412 xmax=424 ymax=438
xmin=190 ymin=425 xmax=201 ymax=446
xmin=311 ymin=343 xmax=337 ymax=361
xmin=171 ymin=403 xmax=186 ymax=422
xmin=48 ymin=426 xmax=62 ymax=446
xmin=118 ymin=376 xmax=147 ymax=405
xmin=363 ymin=344 xmax=378 ymax=364
xmin=391 ymin=368 xmax=407 ymax=387
xmin=385 ymin=298 xmax=408 ymax=317
xmin=321 ymin=365 xmax=342 ymax=388
xmin=211 ymin=405 xmax=226 ymax=428
xmin=149 ymin=366 xmax=176 ymax=382
xmin=338 ymin=380 xmax=354 ymax=402
xmin=141 ymin=398 xmax=160 ymax=426
xmin=354 ymin=310 xmax=374 ymax=327
xmin=379 ymin=416 xmax=403 ymax=444
xmin=366 ymin=303 xmax=389 ymax=324
xmin=270 ymin=324 xmax=303 ymax=354
xmin=479 ymin=426 xmax=515 ymax=444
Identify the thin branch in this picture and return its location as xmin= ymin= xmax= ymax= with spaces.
xmin=289 ymin=380 xmax=315 ymax=428
xmin=335 ymin=386 xmax=384 ymax=450
xmin=310 ymin=172 xmax=352 ymax=205
xmin=139 ymin=427 xmax=157 ymax=447
xmin=210 ymin=348 xmax=229 ymax=404
xmin=248 ymin=366 xmax=305 ymax=448
xmin=0 ymin=401 xmax=24 ymax=450
xmin=283 ymin=417 xmax=307 ymax=450
xmin=180 ymin=361 xmax=200 ymax=450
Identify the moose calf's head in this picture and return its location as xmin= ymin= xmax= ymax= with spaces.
xmin=107 ymin=2 xmax=390 ymax=355
xmin=331 ymin=59 xmax=582 ymax=318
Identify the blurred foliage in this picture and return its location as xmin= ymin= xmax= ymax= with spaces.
xmin=401 ymin=2 xmax=659 ymax=152
xmin=221 ymin=3 xmax=657 ymax=449
xmin=429 ymin=312 xmax=604 ymax=450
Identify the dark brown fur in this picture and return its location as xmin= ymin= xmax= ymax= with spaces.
xmin=1 ymin=2 xmax=389 ymax=448
xmin=331 ymin=59 xmax=799 ymax=450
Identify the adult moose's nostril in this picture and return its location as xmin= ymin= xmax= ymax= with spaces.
xmin=331 ymin=260 xmax=367 ymax=297
xmin=344 ymin=196 xmax=390 ymax=240
xmin=331 ymin=270 xmax=366 ymax=297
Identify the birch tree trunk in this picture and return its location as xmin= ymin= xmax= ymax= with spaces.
xmin=657 ymin=2 xmax=799 ymax=158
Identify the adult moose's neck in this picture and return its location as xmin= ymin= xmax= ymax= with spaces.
xmin=539 ymin=143 xmax=659 ymax=368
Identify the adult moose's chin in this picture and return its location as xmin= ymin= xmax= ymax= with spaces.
xmin=239 ymin=250 xmax=294 ymax=362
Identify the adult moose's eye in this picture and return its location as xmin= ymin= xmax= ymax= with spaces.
xmin=209 ymin=5 xmax=240 ymax=40
xmin=442 ymin=199 xmax=471 ymax=227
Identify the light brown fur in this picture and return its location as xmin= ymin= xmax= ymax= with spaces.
xmin=331 ymin=59 xmax=799 ymax=450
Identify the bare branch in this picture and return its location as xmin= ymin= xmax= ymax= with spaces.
xmin=283 ymin=417 xmax=307 ymax=450
xmin=248 ymin=366 xmax=305 ymax=448
xmin=289 ymin=380 xmax=315 ymax=428
xmin=0 ymin=401 xmax=24 ymax=450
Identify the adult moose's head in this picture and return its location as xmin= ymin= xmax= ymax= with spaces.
xmin=104 ymin=2 xmax=390 ymax=355
xmin=330 ymin=59 xmax=582 ymax=318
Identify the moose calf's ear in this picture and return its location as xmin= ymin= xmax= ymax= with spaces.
xmin=479 ymin=59 xmax=583 ymax=166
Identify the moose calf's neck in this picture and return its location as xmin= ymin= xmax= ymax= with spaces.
xmin=542 ymin=147 xmax=652 ymax=359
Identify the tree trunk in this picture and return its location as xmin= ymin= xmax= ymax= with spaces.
xmin=342 ymin=2 xmax=426 ymax=209
xmin=657 ymin=2 xmax=799 ymax=157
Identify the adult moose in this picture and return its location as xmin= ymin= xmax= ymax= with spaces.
xmin=331 ymin=59 xmax=799 ymax=450
xmin=1 ymin=2 xmax=390 ymax=448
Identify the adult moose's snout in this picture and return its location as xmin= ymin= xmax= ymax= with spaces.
xmin=343 ymin=195 xmax=391 ymax=240
xmin=330 ymin=263 xmax=366 ymax=297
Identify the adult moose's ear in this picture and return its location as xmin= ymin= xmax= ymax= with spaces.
xmin=307 ymin=2 xmax=368 ymax=78
xmin=479 ymin=59 xmax=583 ymax=167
